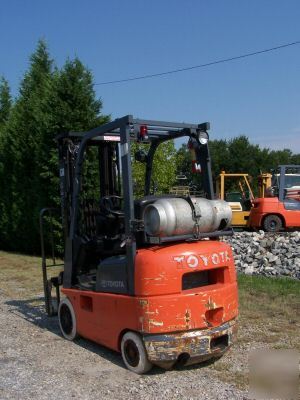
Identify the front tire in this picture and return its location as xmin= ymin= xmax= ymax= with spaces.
xmin=58 ymin=298 xmax=78 ymax=340
xmin=121 ymin=332 xmax=153 ymax=374
xmin=263 ymin=214 xmax=283 ymax=232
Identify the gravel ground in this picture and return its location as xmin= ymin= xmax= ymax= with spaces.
xmin=0 ymin=293 xmax=247 ymax=400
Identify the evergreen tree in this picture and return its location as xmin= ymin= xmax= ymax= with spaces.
xmin=38 ymin=58 xmax=109 ymax=252
xmin=0 ymin=77 xmax=12 ymax=126
xmin=0 ymin=78 xmax=13 ymax=245
xmin=0 ymin=41 xmax=108 ymax=253
xmin=49 ymin=58 xmax=108 ymax=132
xmin=0 ymin=40 xmax=54 ymax=252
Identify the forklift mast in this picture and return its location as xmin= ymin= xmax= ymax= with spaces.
xmin=56 ymin=116 xmax=216 ymax=291
xmin=276 ymin=165 xmax=300 ymax=201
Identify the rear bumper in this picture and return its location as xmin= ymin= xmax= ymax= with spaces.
xmin=143 ymin=318 xmax=237 ymax=369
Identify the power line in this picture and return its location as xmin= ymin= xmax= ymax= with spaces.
xmin=95 ymin=40 xmax=300 ymax=86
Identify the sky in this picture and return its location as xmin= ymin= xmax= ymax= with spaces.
xmin=0 ymin=0 xmax=300 ymax=151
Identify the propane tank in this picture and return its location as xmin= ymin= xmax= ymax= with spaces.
xmin=143 ymin=197 xmax=232 ymax=237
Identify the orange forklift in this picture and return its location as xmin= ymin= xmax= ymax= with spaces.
xmin=40 ymin=116 xmax=238 ymax=373
xmin=249 ymin=165 xmax=300 ymax=232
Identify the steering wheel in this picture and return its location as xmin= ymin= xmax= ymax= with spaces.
xmin=100 ymin=196 xmax=124 ymax=216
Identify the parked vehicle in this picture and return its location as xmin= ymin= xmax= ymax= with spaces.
xmin=249 ymin=165 xmax=300 ymax=232
xmin=40 ymin=116 xmax=238 ymax=373
xmin=216 ymin=166 xmax=300 ymax=232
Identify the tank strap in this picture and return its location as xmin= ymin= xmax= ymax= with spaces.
xmin=186 ymin=196 xmax=201 ymax=219
xmin=185 ymin=196 xmax=201 ymax=238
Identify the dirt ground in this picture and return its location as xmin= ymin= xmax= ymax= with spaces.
xmin=0 ymin=251 xmax=299 ymax=399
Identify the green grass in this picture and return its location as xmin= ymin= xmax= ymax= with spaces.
xmin=238 ymin=273 xmax=300 ymax=297
xmin=209 ymin=274 xmax=300 ymax=389
xmin=238 ymin=274 xmax=299 ymax=323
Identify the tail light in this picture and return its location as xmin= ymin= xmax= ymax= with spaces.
xmin=138 ymin=125 xmax=148 ymax=141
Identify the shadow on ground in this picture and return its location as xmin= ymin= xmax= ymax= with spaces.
xmin=4 ymin=297 xmax=215 ymax=375
xmin=4 ymin=297 xmax=126 ymax=369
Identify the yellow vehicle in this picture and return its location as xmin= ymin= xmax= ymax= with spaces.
xmin=216 ymin=171 xmax=254 ymax=228
xmin=257 ymin=172 xmax=272 ymax=197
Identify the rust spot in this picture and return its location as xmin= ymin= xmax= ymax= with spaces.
xmin=149 ymin=319 xmax=164 ymax=327
xmin=205 ymin=297 xmax=217 ymax=310
xmin=185 ymin=309 xmax=191 ymax=326
xmin=139 ymin=299 xmax=148 ymax=308
xmin=168 ymin=324 xmax=188 ymax=331
xmin=139 ymin=316 xmax=144 ymax=331
xmin=143 ymin=318 xmax=237 ymax=365
xmin=145 ymin=309 xmax=159 ymax=315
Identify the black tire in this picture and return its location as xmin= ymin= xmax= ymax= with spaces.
xmin=58 ymin=298 xmax=78 ymax=340
xmin=263 ymin=214 xmax=283 ymax=232
xmin=121 ymin=332 xmax=153 ymax=374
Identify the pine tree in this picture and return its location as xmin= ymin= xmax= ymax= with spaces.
xmin=49 ymin=58 xmax=108 ymax=132
xmin=38 ymin=58 xmax=109 ymax=253
xmin=0 ymin=43 xmax=109 ymax=253
xmin=0 ymin=77 xmax=12 ymax=126
xmin=0 ymin=78 xmax=13 ymax=246
xmin=0 ymin=40 xmax=54 ymax=252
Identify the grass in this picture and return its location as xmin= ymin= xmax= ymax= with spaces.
xmin=0 ymin=251 xmax=299 ymax=389
xmin=210 ymin=274 xmax=300 ymax=389
xmin=238 ymin=273 xmax=299 ymax=322
xmin=0 ymin=250 xmax=62 ymax=298
xmin=238 ymin=273 xmax=300 ymax=296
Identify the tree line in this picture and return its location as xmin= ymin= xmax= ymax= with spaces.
xmin=0 ymin=41 xmax=299 ymax=254
xmin=177 ymin=136 xmax=300 ymax=195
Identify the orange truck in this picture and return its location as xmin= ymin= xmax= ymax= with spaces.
xmin=40 ymin=116 xmax=238 ymax=373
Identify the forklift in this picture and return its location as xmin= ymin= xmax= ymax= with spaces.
xmin=216 ymin=171 xmax=254 ymax=228
xmin=249 ymin=165 xmax=300 ymax=232
xmin=40 ymin=115 xmax=238 ymax=373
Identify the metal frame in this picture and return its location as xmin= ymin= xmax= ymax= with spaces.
xmin=216 ymin=172 xmax=254 ymax=201
xmin=55 ymin=115 xmax=215 ymax=294
xmin=277 ymin=165 xmax=300 ymax=201
xmin=39 ymin=207 xmax=63 ymax=316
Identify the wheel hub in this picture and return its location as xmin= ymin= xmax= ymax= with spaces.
xmin=124 ymin=339 xmax=140 ymax=367
xmin=60 ymin=304 xmax=73 ymax=335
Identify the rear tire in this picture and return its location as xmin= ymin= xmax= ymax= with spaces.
xmin=58 ymin=298 xmax=78 ymax=340
xmin=121 ymin=332 xmax=153 ymax=374
xmin=263 ymin=214 xmax=283 ymax=232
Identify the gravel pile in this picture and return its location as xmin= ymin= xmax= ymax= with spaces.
xmin=225 ymin=231 xmax=300 ymax=279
